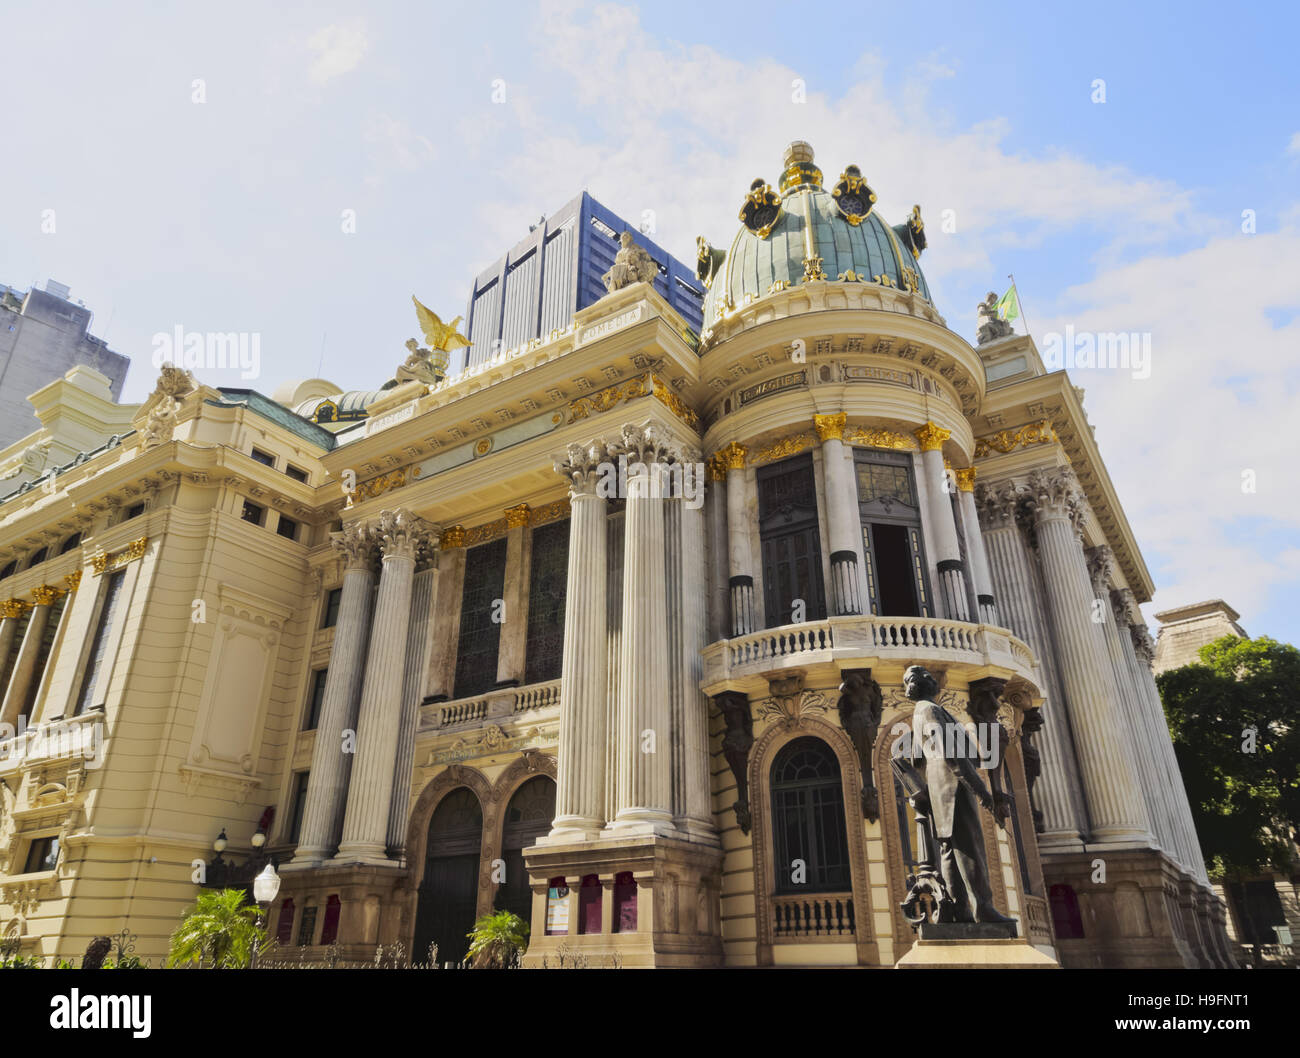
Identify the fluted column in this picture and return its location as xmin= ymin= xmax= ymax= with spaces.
xmin=814 ymin=413 xmax=863 ymax=615
xmin=0 ymin=587 xmax=59 ymax=728
xmin=976 ymin=479 xmax=1088 ymax=847
xmin=705 ymin=456 xmax=730 ymax=642
xmin=719 ymin=441 xmax=755 ymax=636
xmin=955 ymin=468 xmax=998 ymax=624
xmin=545 ymin=439 xmax=613 ymax=842
xmin=497 ymin=504 xmax=532 ymax=686
xmin=0 ymin=599 xmax=31 ymax=728
xmin=1025 ymin=467 xmax=1149 ymax=844
xmin=609 ymin=424 xmax=675 ymax=835
xmin=387 ymin=563 xmax=438 ymax=854
xmin=1087 ymin=547 xmax=1178 ymax=861
xmin=336 ymin=509 xmax=436 ymax=864
xmin=914 ymin=422 xmax=970 ymax=621
xmin=290 ymin=522 xmax=378 ymax=866
xmin=676 ymin=465 xmax=716 ymax=842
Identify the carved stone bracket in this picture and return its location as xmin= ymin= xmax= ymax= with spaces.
xmin=714 ymin=691 xmax=754 ymax=834
xmin=837 ymin=668 xmax=883 ymax=822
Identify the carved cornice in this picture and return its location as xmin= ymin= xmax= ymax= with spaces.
xmin=974 ymin=418 xmax=1059 ymax=459
xmin=913 ymin=421 xmax=950 ymax=452
xmin=812 ymin=412 xmax=847 ymax=443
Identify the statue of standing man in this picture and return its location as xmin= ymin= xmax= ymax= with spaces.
xmin=904 ymin=665 xmax=1013 ymax=926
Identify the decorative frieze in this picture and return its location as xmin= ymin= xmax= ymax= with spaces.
xmin=974 ymin=419 xmax=1059 ymax=459
xmin=90 ymin=536 xmax=148 ymax=577
xmin=845 ymin=426 xmax=916 ymax=451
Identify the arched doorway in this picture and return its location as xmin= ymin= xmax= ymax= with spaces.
xmin=414 ymin=787 xmax=482 ymax=965
xmin=496 ymin=776 xmax=556 ymax=923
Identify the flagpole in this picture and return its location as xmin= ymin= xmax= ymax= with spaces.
xmin=1008 ymin=272 xmax=1031 ymax=338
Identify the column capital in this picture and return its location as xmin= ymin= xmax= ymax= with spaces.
xmin=953 ymin=466 xmax=977 ymax=493
xmin=504 ymin=503 xmax=531 ymax=529
xmin=1 ymin=598 xmax=31 ymax=619
xmin=64 ymin=570 xmax=83 ymax=593
xmin=614 ymin=422 xmax=677 ymax=465
xmin=441 ymin=524 xmax=467 ymax=549
xmin=706 ymin=451 xmax=728 ymax=481
xmin=914 ymin=421 xmax=951 ymax=451
xmin=554 ymin=438 xmax=617 ymax=496
xmin=1110 ymin=586 xmax=1141 ymax=628
xmin=973 ymin=479 xmax=1021 ymax=530
xmin=30 ymin=584 xmax=63 ymax=607
xmin=1131 ymin=623 xmax=1157 ymax=666
xmin=1025 ymin=465 xmax=1085 ymax=523
xmin=719 ymin=441 xmax=747 ymax=472
xmin=812 ymin=412 xmax=847 ymax=443
xmin=330 ymin=521 xmax=378 ymax=570
xmin=1085 ymin=544 xmax=1116 ymax=595
xmin=373 ymin=508 xmax=438 ymax=562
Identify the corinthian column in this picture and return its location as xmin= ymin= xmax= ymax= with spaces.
xmin=719 ymin=441 xmax=755 ymax=636
xmin=705 ymin=455 xmax=730 ymax=642
xmin=336 ymin=509 xmax=436 ymax=864
xmin=1025 ymin=467 xmax=1149 ymax=845
xmin=289 ymin=522 xmax=378 ymax=867
xmin=975 ymin=479 xmax=1088 ymax=848
xmin=814 ymin=413 xmax=863 ymax=616
xmin=0 ymin=586 xmax=60 ymax=728
xmin=609 ymin=424 xmax=675 ymax=835
xmin=544 ymin=439 xmax=613 ymax=843
xmin=914 ymin=422 xmax=970 ymax=621
xmin=954 ymin=467 xmax=998 ymax=624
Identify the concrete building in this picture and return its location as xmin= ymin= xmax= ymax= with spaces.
xmin=0 ymin=282 xmax=131 ymax=450
xmin=0 ymin=143 xmax=1231 ymax=968
xmin=1152 ymin=599 xmax=1248 ymax=675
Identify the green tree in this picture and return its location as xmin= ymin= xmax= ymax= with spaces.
xmin=1157 ymin=635 xmax=1300 ymax=877
xmin=166 ymin=889 xmax=267 ymax=969
xmin=466 ymin=909 xmax=529 ymax=969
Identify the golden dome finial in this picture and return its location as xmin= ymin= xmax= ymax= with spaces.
xmin=779 ymin=141 xmax=822 ymax=193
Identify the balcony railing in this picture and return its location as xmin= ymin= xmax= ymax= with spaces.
xmin=772 ymin=892 xmax=856 ymax=941
xmin=422 ymin=678 xmax=562 ymax=732
xmin=701 ymin=615 xmax=1040 ymax=694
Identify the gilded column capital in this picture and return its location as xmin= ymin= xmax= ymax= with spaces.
xmin=1085 ymin=544 xmax=1116 ymax=596
xmin=373 ymin=508 xmax=437 ymax=562
xmin=64 ymin=570 xmax=83 ymax=593
xmin=720 ymin=441 xmax=748 ymax=471
xmin=330 ymin=521 xmax=378 ymax=571
xmin=440 ymin=524 xmax=467 ymax=549
xmin=914 ymin=421 xmax=951 ymax=452
xmin=953 ymin=466 xmax=977 ymax=493
xmin=504 ymin=503 xmax=531 ymax=529
xmin=706 ymin=451 xmax=729 ymax=481
xmin=1 ymin=598 xmax=30 ymax=620
xmin=30 ymin=584 xmax=63 ymax=607
xmin=812 ymin=412 xmax=847 ymax=443
xmin=554 ymin=438 xmax=617 ymax=497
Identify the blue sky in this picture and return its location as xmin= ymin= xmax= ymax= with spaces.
xmin=1 ymin=0 xmax=1297 ymax=644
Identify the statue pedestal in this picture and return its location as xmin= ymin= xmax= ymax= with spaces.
xmin=896 ymin=922 xmax=1059 ymax=969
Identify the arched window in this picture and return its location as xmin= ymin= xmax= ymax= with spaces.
xmin=497 ymin=776 xmax=556 ymax=925
xmin=414 ymin=788 xmax=483 ymax=965
xmin=770 ymin=737 xmax=850 ymax=894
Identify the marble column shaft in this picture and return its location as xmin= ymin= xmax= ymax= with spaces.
xmin=815 ymin=415 xmax=864 ymax=616
xmin=976 ymin=479 xmax=1089 ymax=847
xmin=337 ymin=509 xmax=433 ymax=863
xmin=956 ymin=473 xmax=998 ymax=624
xmin=705 ymin=467 xmax=730 ymax=643
xmin=915 ymin=423 xmax=970 ymax=622
xmin=676 ymin=473 xmax=715 ymax=839
xmin=387 ymin=564 xmax=438 ymax=854
xmin=611 ymin=425 xmax=674 ymax=833
xmin=291 ymin=523 xmax=377 ymax=864
xmin=1026 ymin=467 xmax=1149 ymax=844
xmin=546 ymin=441 xmax=611 ymax=841
xmin=720 ymin=442 xmax=755 ymax=636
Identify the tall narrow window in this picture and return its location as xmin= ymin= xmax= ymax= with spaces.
xmin=453 ymin=537 xmax=507 ymax=698
xmin=287 ymin=771 xmax=310 ymax=844
xmin=320 ymin=894 xmax=342 ymax=945
xmin=19 ymin=593 xmax=67 ymax=722
xmin=771 ymin=737 xmax=850 ymax=894
xmin=73 ymin=569 xmax=126 ymax=715
xmin=612 ymin=871 xmax=637 ymax=933
xmin=524 ymin=519 xmax=569 ymax=684
xmin=321 ymin=588 xmax=342 ymax=628
xmin=854 ymin=450 xmax=931 ymax=617
xmin=275 ymin=898 xmax=296 ymax=945
xmin=757 ymin=454 xmax=827 ymax=628
xmin=303 ymin=669 xmax=328 ymax=730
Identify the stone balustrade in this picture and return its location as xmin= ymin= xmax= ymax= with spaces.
xmin=421 ymin=678 xmax=563 ymax=731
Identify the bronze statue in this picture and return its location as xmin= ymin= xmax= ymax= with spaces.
xmin=837 ymin=669 xmax=883 ymax=821
xmin=899 ymin=665 xmax=1013 ymax=926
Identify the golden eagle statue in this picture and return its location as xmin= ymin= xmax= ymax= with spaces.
xmin=412 ymin=296 xmax=471 ymax=352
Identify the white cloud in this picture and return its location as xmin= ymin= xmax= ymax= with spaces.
xmin=1288 ymin=131 xmax=1300 ymax=156
xmin=307 ymin=19 xmax=369 ymax=84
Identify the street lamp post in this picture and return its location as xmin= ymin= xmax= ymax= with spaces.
xmin=250 ymin=862 xmax=280 ymax=970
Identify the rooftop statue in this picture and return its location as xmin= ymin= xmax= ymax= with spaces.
xmin=977 ymin=291 xmax=1014 ymax=345
xmin=403 ymin=296 xmax=469 ymax=384
xmin=411 ymin=296 xmax=470 ymax=353
xmin=602 ymin=231 xmax=659 ymax=292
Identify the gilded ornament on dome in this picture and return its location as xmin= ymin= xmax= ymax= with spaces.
xmin=837 ymin=270 xmax=866 ymax=282
xmin=696 ymin=236 xmax=725 ymax=289
xmin=831 ymin=165 xmax=877 ymax=226
xmin=739 ymin=179 xmax=782 ymax=238
xmin=802 ymin=255 xmax=826 ymax=282
xmin=900 ymin=266 xmax=920 ymax=294
xmin=873 ymin=272 xmax=896 ymax=288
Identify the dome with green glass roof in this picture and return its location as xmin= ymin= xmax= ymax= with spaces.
xmin=697 ymin=142 xmax=931 ymax=336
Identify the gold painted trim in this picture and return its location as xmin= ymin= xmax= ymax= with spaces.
xmin=1 ymin=598 xmax=30 ymax=619
xmin=30 ymin=584 xmax=63 ymax=607
xmin=91 ymin=536 xmax=148 ymax=577
xmin=914 ymin=422 xmax=951 ymax=452
xmin=813 ymin=413 xmax=847 ymax=443
xmin=440 ymin=525 xmax=467 ymax=549
xmin=846 ymin=427 xmax=917 ymax=452
xmin=753 ymin=432 xmax=815 ymax=465
xmin=953 ymin=467 xmax=977 ymax=493
xmin=504 ymin=504 xmax=531 ymax=530
xmin=973 ymin=419 xmax=1060 ymax=459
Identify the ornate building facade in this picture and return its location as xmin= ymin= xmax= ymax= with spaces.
xmin=0 ymin=142 xmax=1231 ymax=968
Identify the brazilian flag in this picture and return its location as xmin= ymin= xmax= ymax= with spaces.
xmin=996 ymin=284 xmax=1020 ymax=323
